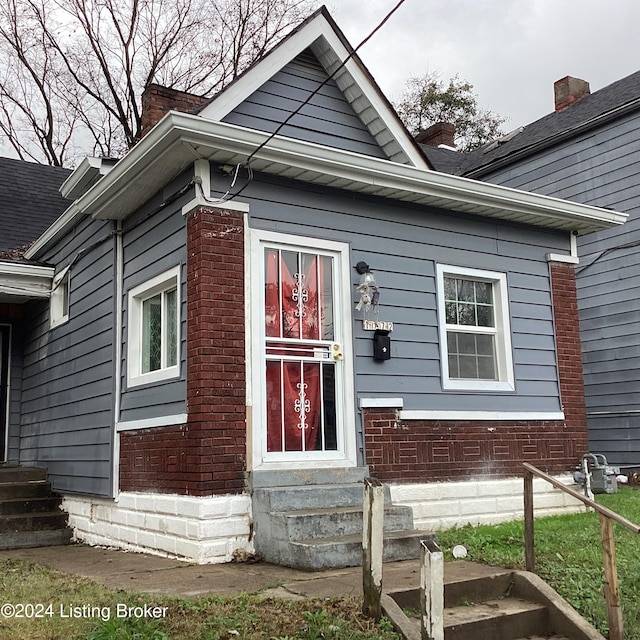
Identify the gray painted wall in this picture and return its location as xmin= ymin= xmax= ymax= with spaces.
xmin=479 ymin=110 xmax=640 ymax=466
xmin=17 ymin=170 xmax=192 ymax=496
xmin=20 ymin=216 xmax=115 ymax=496
xmin=119 ymin=175 xmax=189 ymax=424
xmin=222 ymin=48 xmax=387 ymax=159
xmin=211 ymin=170 xmax=566 ymax=417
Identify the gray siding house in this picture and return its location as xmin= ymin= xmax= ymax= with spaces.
xmin=424 ymin=72 xmax=640 ymax=468
xmin=0 ymin=9 xmax=625 ymax=565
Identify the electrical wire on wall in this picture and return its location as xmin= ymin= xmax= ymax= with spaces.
xmin=215 ymin=0 xmax=409 ymax=203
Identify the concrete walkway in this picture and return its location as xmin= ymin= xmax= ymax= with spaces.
xmin=0 ymin=544 xmax=423 ymax=600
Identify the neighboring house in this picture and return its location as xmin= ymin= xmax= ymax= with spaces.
xmin=0 ymin=8 xmax=626 ymax=566
xmin=0 ymin=158 xmax=72 ymax=463
xmin=424 ymin=71 xmax=640 ymax=469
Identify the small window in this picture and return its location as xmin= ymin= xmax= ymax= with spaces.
xmin=50 ymin=267 xmax=70 ymax=328
xmin=436 ymin=265 xmax=514 ymax=391
xmin=128 ymin=266 xmax=181 ymax=386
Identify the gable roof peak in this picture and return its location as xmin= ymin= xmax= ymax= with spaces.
xmin=196 ymin=6 xmax=430 ymax=169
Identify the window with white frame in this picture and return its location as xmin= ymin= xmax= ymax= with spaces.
xmin=436 ymin=265 xmax=514 ymax=391
xmin=128 ymin=266 xmax=180 ymax=386
xmin=50 ymin=266 xmax=70 ymax=328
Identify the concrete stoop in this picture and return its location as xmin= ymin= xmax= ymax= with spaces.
xmin=0 ymin=466 xmax=72 ymax=550
xmin=250 ymin=468 xmax=434 ymax=571
xmin=382 ymin=561 xmax=605 ymax=640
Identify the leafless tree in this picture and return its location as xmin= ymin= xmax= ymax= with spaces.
xmin=0 ymin=0 xmax=319 ymax=166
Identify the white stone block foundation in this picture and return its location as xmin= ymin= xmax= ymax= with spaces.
xmin=62 ymin=492 xmax=253 ymax=564
xmin=390 ymin=475 xmax=585 ymax=531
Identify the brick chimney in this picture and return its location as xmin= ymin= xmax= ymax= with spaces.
xmin=414 ymin=122 xmax=456 ymax=148
xmin=140 ymin=84 xmax=209 ymax=138
xmin=554 ymin=76 xmax=590 ymax=111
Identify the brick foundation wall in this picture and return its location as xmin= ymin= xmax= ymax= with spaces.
xmin=119 ymin=206 xmax=246 ymax=496
xmin=364 ymin=261 xmax=589 ymax=482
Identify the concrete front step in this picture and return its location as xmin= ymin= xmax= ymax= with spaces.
xmin=289 ymin=529 xmax=436 ymax=571
xmin=0 ymin=512 xmax=69 ymax=533
xmin=0 ymin=528 xmax=72 ymax=550
xmin=276 ymin=504 xmax=415 ymax=539
xmin=0 ymin=466 xmax=47 ymax=483
xmin=445 ymin=597 xmax=548 ymax=640
xmin=0 ymin=496 xmax=63 ymax=516
xmin=384 ymin=561 xmax=605 ymax=640
xmin=253 ymin=483 xmax=381 ymax=512
xmin=0 ymin=480 xmax=54 ymax=499
xmin=0 ymin=466 xmax=72 ymax=550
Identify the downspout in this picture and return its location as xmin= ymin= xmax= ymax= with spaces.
xmin=112 ymin=220 xmax=124 ymax=499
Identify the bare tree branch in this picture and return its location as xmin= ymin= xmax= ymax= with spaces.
xmin=0 ymin=0 xmax=319 ymax=165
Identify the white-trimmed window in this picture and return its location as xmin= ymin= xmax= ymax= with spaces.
xmin=50 ymin=266 xmax=70 ymax=328
xmin=436 ymin=264 xmax=514 ymax=391
xmin=128 ymin=266 xmax=181 ymax=387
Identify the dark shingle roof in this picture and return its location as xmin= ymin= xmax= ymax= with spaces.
xmin=0 ymin=157 xmax=72 ymax=255
xmin=420 ymin=145 xmax=465 ymax=175
xmin=456 ymin=69 xmax=640 ymax=177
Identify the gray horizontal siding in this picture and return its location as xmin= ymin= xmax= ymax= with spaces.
xmin=20 ymin=216 xmax=115 ymax=496
xmin=481 ymin=109 xmax=640 ymax=457
xmin=217 ymin=170 xmax=565 ymax=415
xmin=222 ymin=49 xmax=387 ymax=159
xmin=119 ymin=174 xmax=189 ymax=424
xmin=587 ymin=413 xmax=640 ymax=467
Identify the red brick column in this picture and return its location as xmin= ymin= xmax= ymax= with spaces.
xmin=119 ymin=205 xmax=247 ymax=496
xmin=363 ymin=261 xmax=589 ymax=483
xmin=550 ymin=261 xmax=588 ymax=433
xmin=185 ymin=206 xmax=246 ymax=495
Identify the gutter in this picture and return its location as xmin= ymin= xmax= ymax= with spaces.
xmin=25 ymin=112 xmax=628 ymax=259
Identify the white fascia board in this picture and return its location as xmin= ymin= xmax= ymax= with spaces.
xmin=161 ymin=115 xmax=625 ymax=232
xmin=27 ymin=112 xmax=628 ymax=257
xmin=0 ymin=262 xmax=54 ymax=299
xmin=310 ymin=30 xmax=428 ymax=169
xmin=200 ymin=17 xmax=329 ymax=122
xmin=59 ymin=156 xmax=103 ymax=199
xmin=0 ymin=262 xmax=54 ymax=278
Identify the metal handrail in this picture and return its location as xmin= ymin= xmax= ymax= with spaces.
xmin=523 ymin=462 xmax=640 ymax=640
xmin=523 ymin=462 xmax=640 ymax=533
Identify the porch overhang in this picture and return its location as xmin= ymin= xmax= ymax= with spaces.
xmin=26 ymin=112 xmax=628 ymax=259
xmin=0 ymin=261 xmax=53 ymax=303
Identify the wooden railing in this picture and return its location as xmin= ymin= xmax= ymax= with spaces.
xmin=523 ymin=462 xmax=640 ymax=640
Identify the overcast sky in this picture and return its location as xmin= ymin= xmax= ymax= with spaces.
xmin=329 ymin=0 xmax=640 ymax=131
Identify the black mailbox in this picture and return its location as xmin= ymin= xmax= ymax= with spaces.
xmin=373 ymin=330 xmax=391 ymax=361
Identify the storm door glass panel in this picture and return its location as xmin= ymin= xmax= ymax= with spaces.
xmin=264 ymin=248 xmax=337 ymax=453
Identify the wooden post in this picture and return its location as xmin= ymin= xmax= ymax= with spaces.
xmin=524 ymin=468 xmax=535 ymax=572
xmin=420 ymin=539 xmax=444 ymax=640
xmin=362 ymin=477 xmax=384 ymax=620
xmin=600 ymin=512 xmax=623 ymax=640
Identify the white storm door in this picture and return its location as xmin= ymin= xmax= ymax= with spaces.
xmin=252 ymin=231 xmax=355 ymax=468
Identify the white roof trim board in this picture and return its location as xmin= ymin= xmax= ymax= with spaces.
xmin=0 ymin=262 xmax=53 ymax=302
xmin=25 ymin=113 xmax=627 ymax=260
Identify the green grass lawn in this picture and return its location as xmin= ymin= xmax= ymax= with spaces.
xmin=437 ymin=485 xmax=640 ymax=639
xmin=0 ymin=556 xmax=401 ymax=640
